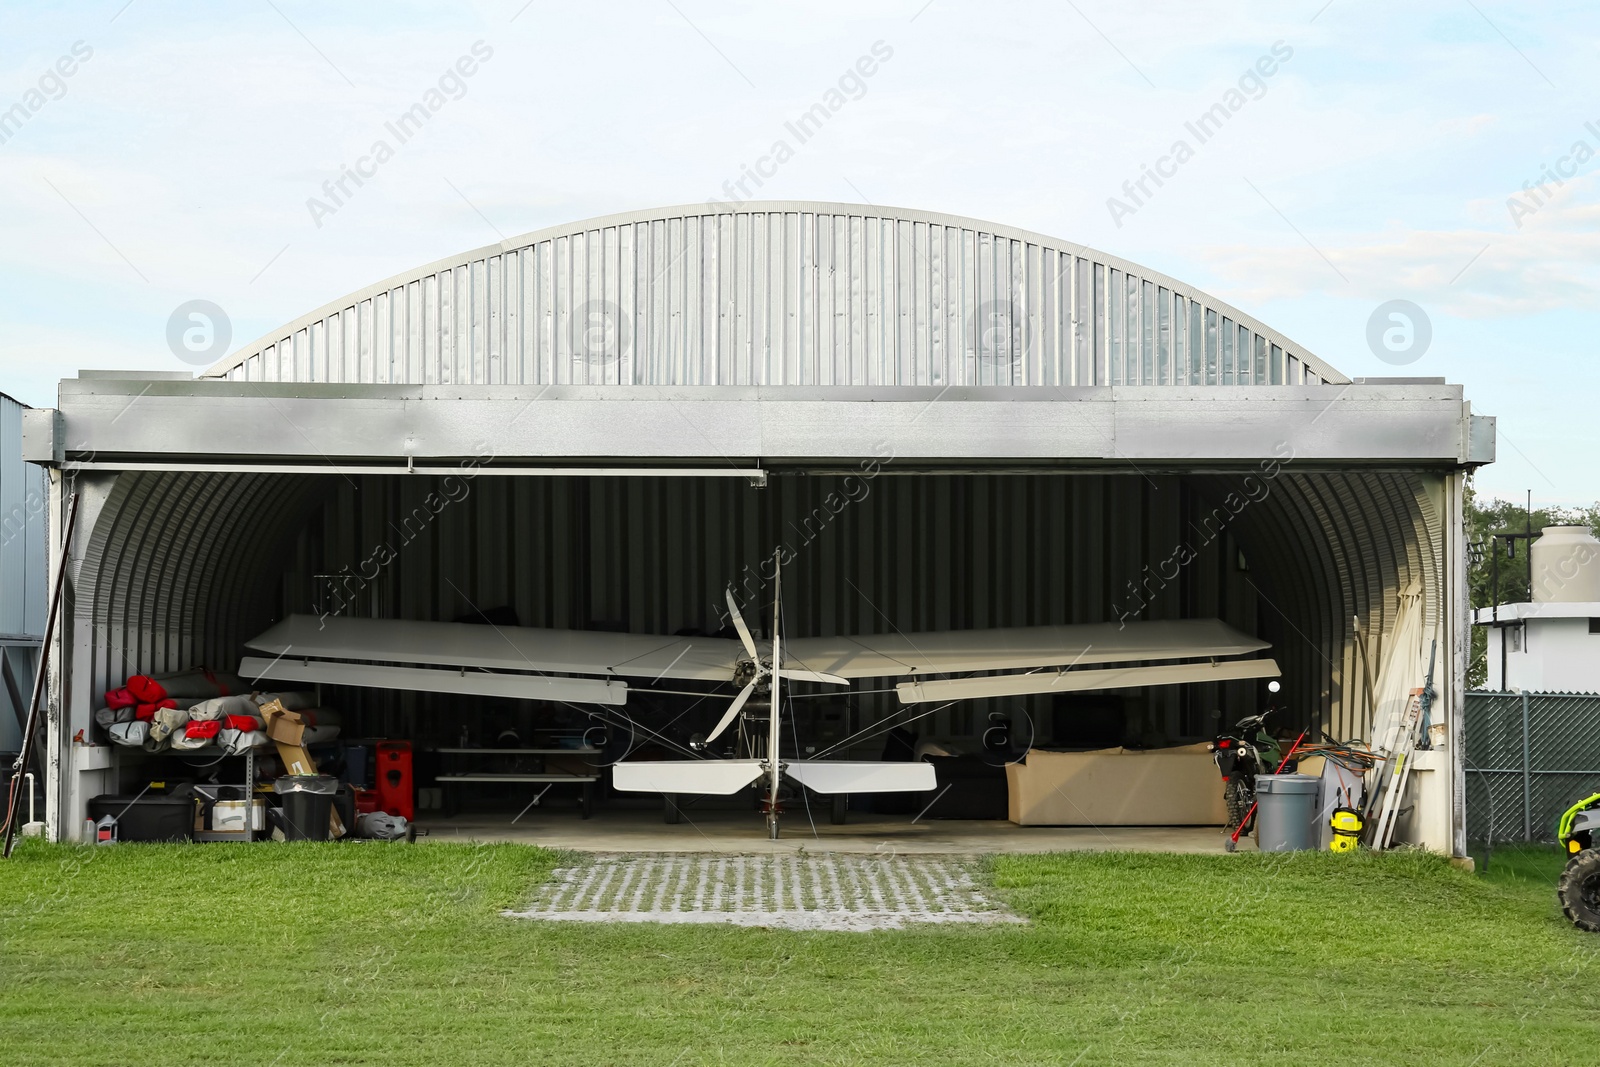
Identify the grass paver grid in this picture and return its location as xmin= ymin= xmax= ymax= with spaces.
xmin=509 ymin=853 xmax=1018 ymax=930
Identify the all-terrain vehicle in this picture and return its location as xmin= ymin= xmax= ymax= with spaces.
xmin=1557 ymin=793 xmax=1600 ymax=930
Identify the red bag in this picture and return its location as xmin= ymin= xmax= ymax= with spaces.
xmin=133 ymin=699 xmax=176 ymax=722
xmin=184 ymin=720 xmax=221 ymax=740
xmin=105 ymin=687 xmax=137 ymax=710
xmin=222 ymin=714 xmax=260 ymax=732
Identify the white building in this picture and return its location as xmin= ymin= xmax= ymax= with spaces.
xmin=1476 ymin=526 xmax=1600 ymax=692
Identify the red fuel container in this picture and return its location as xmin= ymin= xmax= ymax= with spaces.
xmin=374 ymin=741 xmax=414 ymax=820
xmin=353 ymin=788 xmax=381 ymax=815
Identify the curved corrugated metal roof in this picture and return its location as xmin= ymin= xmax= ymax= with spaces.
xmin=78 ymin=471 xmax=331 ymax=690
xmin=203 ymin=202 xmax=1348 ymax=389
xmin=1195 ymin=471 xmax=1442 ymax=739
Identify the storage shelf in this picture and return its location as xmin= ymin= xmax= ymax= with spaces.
xmin=433 ymin=747 xmax=600 ymax=755
xmin=436 ymin=773 xmax=599 ymax=783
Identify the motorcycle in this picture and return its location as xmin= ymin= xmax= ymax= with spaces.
xmin=1208 ymin=681 xmax=1291 ymax=838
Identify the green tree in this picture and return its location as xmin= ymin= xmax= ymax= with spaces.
xmin=1465 ymin=480 xmax=1600 ymax=687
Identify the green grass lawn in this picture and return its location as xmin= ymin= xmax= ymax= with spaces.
xmin=2 ymin=839 xmax=1596 ymax=1065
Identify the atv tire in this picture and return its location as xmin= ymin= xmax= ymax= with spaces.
xmin=1224 ymin=778 xmax=1253 ymax=837
xmin=1560 ymin=849 xmax=1600 ymax=931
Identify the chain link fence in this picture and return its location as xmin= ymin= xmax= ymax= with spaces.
xmin=1464 ymin=691 xmax=1600 ymax=843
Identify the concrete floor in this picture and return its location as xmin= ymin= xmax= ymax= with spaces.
xmin=416 ymin=808 xmax=1248 ymax=855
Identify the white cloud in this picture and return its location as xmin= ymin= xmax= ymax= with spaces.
xmin=1195 ymin=176 xmax=1600 ymax=317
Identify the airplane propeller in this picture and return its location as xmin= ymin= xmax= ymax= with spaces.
xmin=704 ymin=582 xmax=846 ymax=746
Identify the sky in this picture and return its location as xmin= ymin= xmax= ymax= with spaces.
xmin=0 ymin=1 xmax=1596 ymax=505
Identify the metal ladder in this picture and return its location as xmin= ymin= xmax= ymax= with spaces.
xmin=1367 ymin=640 xmax=1437 ymax=850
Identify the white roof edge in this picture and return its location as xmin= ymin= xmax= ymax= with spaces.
xmin=201 ymin=200 xmax=1350 ymax=385
xmin=1473 ymin=602 xmax=1600 ymax=622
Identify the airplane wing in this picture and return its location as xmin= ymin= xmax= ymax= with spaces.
xmin=244 ymin=614 xmax=744 ymax=682
xmin=238 ymin=654 xmax=630 ymax=706
xmin=242 ymin=614 xmax=1273 ymax=708
xmin=895 ymin=657 xmax=1281 ymax=704
xmin=781 ymin=618 xmax=1268 ymax=679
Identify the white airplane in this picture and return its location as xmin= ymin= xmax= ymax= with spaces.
xmin=241 ymin=555 xmax=1278 ymax=838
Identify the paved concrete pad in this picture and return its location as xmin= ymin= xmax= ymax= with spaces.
xmin=421 ymin=809 xmax=1247 ymax=855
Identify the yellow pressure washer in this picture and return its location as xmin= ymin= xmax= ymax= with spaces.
xmin=1329 ymin=807 xmax=1363 ymax=852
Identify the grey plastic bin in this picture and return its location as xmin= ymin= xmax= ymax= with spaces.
xmin=1254 ymin=773 xmax=1320 ymax=852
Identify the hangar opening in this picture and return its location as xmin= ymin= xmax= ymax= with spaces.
xmin=24 ymin=203 xmax=1491 ymax=852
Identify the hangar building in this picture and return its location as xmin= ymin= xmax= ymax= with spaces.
xmin=22 ymin=203 xmax=1493 ymax=850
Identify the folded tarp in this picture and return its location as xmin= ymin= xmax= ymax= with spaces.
xmin=219 ymin=729 xmax=272 ymax=755
xmin=148 ymin=706 xmax=191 ymax=746
xmin=107 ymin=721 xmax=149 ymax=747
xmin=187 ymin=694 xmax=256 ymax=721
xmin=126 ymin=669 xmax=247 ymax=704
xmin=95 ymin=707 xmax=134 ymax=729
xmin=188 ymin=691 xmax=315 ymax=721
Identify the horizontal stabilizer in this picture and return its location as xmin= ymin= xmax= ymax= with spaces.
xmin=239 ymin=656 xmax=628 ymax=706
xmin=783 ymin=760 xmax=937 ymax=794
xmin=611 ymin=759 xmax=765 ymax=795
xmin=896 ymin=657 xmax=1280 ymax=704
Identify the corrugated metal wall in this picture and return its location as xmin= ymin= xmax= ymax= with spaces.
xmin=67 ymin=465 xmax=1441 ymax=751
xmin=0 ymin=393 xmax=47 ymax=638
xmin=1 ymin=392 xmax=48 ymax=755
xmin=206 ymin=204 xmax=1347 ymax=390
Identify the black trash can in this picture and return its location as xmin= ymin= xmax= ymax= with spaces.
xmin=276 ymin=775 xmax=339 ymax=841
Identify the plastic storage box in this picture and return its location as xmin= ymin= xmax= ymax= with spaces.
xmin=87 ymin=794 xmax=195 ymax=843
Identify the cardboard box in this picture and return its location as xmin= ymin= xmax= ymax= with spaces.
xmin=259 ymin=699 xmax=307 ymax=746
xmin=1005 ymin=743 xmax=1229 ymax=826
xmin=213 ymin=799 xmax=266 ymax=832
xmin=274 ymin=741 xmax=317 ymax=776
xmin=259 ymin=700 xmax=318 ymax=774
